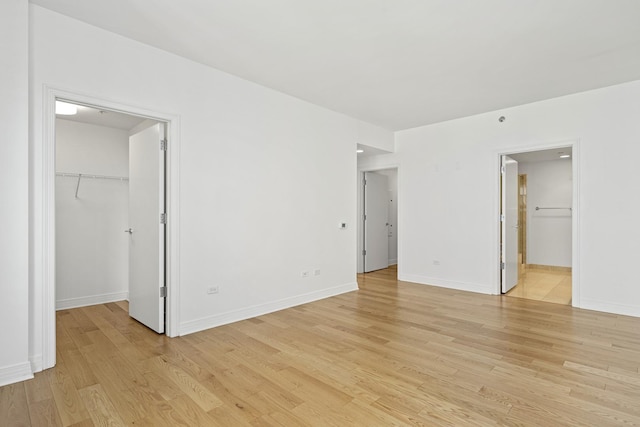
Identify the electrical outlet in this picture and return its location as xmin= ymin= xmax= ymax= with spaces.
xmin=301 ymin=271 xmax=310 ymax=278
xmin=313 ymin=269 xmax=321 ymax=276
xmin=207 ymin=286 xmax=219 ymax=294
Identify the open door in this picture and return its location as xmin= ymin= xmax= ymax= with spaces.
xmin=501 ymin=156 xmax=519 ymax=293
xmin=128 ymin=123 xmax=166 ymax=333
xmin=364 ymin=172 xmax=389 ymax=272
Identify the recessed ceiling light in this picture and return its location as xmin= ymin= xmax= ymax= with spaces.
xmin=56 ymin=101 xmax=78 ymax=115
xmin=560 ymin=154 xmax=571 ymax=158
xmin=356 ymin=149 xmax=364 ymax=153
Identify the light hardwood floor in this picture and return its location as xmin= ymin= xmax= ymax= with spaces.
xmin=505 ymin=267 xmax=572 ymax=305
xmin=2 ymin=266 xmax=640 ymax=426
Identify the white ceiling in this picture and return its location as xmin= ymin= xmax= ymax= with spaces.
xmin=32 ymin=0 xmax=640 ymax=131
xmin=56 ymin=103 xmax=148 ymax=130
xmin=356 ymin=143 xmax=391 ymax=158
xmin=509 ymin=147 xmax=572 ymax=164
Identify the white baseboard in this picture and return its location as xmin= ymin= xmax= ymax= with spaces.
xmin=56 ymin=291 xmax=128 ymax=310
xmin=29 ymin=353 xmax=43 ymax=373
xmin=0 ymin=362 xmax=33 ymax=387
xmin=388 ymin=259 xmax=398 ymax=265
xmin=398 ymin=274 xmax=495 ymax=295
xmin=180 ymin=282 xmax=358 ymax=336
xmin=578 ymin=298 xmax=640 ymax=318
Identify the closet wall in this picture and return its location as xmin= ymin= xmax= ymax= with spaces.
xmin=519 ymin=158 xmax=572 ymax=268
xmin=55 ymin=119 xmax=129 ymax=309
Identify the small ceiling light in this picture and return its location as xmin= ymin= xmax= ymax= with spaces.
xmin=498 ymin=116 xmax=506 ymax=122
xmin=356 ymin=149 xmax=364 ymax=153
xmin=560 ymin=154 xmax=571 ymax=158
xmin=55 ymin=101 xmax=78 ymax=115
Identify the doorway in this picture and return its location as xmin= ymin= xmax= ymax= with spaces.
xmin=55 ymin=101 xmax=167 ymax=332
xmin=41 ymin=88 xmax=181 ymax=370
xmin=499 ymin=146 xmax=575 ymax=305
xmin=358 ymin=168 xmax=398 ymax=274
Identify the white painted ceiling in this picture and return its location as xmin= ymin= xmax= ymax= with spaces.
xmin=56 ymin=103 xmax=148 ymax=130
xmin=509 ymin=147 xmax=572 ymax=164
xmin=356 ymin=143 xmax=392 ymax=158
xmin=32 ymin=0 xmax=640 ymax=131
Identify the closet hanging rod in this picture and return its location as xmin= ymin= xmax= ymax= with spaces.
xmin=535 ymin=206 xmax=571 ymax=211
xmin=56 ymin=172 xmax=129 ymax=181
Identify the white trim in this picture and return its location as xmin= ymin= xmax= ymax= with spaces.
xmin=179 ymin=282 xmax=358 ymax=336
xmin=579 ymin=298 xmax=640 ymax=318
xmin=399 ymin=274 xmax=494 ymax=295
xmin=495 ymin=139 xmax=580 ymax=301
xmin=0 ymin=362 xmax=33 ymax=387
xmin=571 ymin=143 xmax=581 ymax=308
xmin=388 ymin=259 xmax=398 ymax=265
xmin=56 ymin=291 xmax=129 ymax=310
xmin=30 ymin=354 xmax=43 ymax=373
xmin=39 ymin=87 xmax=182 ymax=372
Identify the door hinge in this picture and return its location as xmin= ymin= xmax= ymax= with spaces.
xmin=500 ymin=165 xmax=505 ymax=174
xmin=160 ymin=213 xmax=167 ymax=224
xmin=500 ymin=262 xmax=505 ymax=270
xmin=500 ymin=214 xmax=505 ymax=222
xmin=160 ymin=286 xmax=167 ymax=298
xmin=363 ymin=214 xmax=367 ymax=221
xmin=160 ymin=139 xmax=167 ymax=151
xmin=362 ymin=249 xmax=367 ymax=256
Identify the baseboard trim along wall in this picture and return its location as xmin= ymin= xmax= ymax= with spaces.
xmin=0 ymin=362 xmax=33 ymax=388
xmin=527 ymin=264 xmax=572 ymax=273
xmin=580 ymin=298 xmax=640 ymax=319
xmin=399 ymin=274 xmax=495 ymax=295
xmin=180 ymin=282 xmax=358 ymax=336
xmin=29 ymin=353 xmax=43 ymax=373
xmin=56 ymin=291 xmax=129 ymax=310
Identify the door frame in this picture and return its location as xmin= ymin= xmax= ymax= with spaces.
xmin=495 ymin=139 xmax=580 ymax=305
xmin=357 ymin=164 xmax=400 ymax=274
xmin=40 ymin=87 xmax=181 ymax=370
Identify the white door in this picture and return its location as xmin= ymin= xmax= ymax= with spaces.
xmin=364 ymin=172 xmax=389 ymax=272
xmin=501 ymin=156 xmax=519 ymax=293
xmin=128 ymin=123 xmax=165 ymax=333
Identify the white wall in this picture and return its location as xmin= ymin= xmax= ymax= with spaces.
xmin=29 ymin=4 xmax=393 ymax=367
xmin=390 ymin=79 xmax=640 ymax=317
xmin=0 ymin=0 xmax=32 ymax=387
xmin=55 ymin=119 xmax=129 ymax=309
xmin=519 ymin=159 xmax=572 ymax=267
xmin=357 ymin=121 xmax=394 ymax=152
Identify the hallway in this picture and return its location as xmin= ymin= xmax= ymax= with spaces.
xmin=505 ymin=268 xmax=572 ymax=305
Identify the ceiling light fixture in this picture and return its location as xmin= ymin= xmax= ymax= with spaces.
xmin=55 ymin=101 xmax=78 ymax=115
xmin=356 ymin=149 xmax=364 ymax=153
xmin=560 ymin=154 xmax=571 ymax=158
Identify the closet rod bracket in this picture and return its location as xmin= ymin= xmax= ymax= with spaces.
xmin=75 ymin=174 xmax=82 ymax=199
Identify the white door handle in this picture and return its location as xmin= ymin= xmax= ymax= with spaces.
xmin=124 ymin=228 xmax=134 ymax=234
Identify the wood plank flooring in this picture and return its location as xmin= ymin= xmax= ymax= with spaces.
xmin=505 ymin=267 xmax=572 ymax=305
xmin=3 ymin=266 xmax=640 ymax=426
